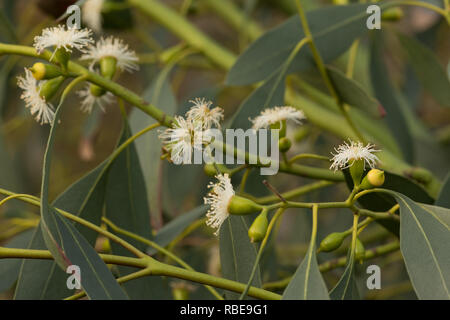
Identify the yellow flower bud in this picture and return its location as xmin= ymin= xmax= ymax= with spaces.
xmin=30 ymin=62 xmax=62 ymax=80
xmin=319 ymin=232 xmax=345 ymax=252
xmin=248 ymin=211 xmax=268 ymax=243
xmin=227 ymin=195 xmax=263 ymax=216
xmin=360 ymin=169 xmax=385 ymax=189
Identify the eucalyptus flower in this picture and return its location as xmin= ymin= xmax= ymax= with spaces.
xmin=33 ymin=25 xmax=93 ymax=60
xmin=17 ymin=68 xmax=55 ymax=125
xmin=82 ymin=0 xmax=104 ymax=33
xmin=204 ymin=173 xmax=235 ymax=236
xmin=77 ymin=85 xmax=114 ymax=114
xmin=185 ymin=98 xmax=224 ymax=129
xmin=158 ymin=116 xmax=203 ymax=165
xmin=250 ymin=106 xmax=306 ymax=130
xmin=330 ymin=140 xmax=380 ymax=171
xmin=81 ymin=36 xmax=139 ymax=73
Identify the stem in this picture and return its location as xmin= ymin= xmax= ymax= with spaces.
xmin=288 ymin=153 xmax=330 ymax=165
xmin=239 ymin=208 xmax=285 ymax=299
xmin=103 ymin=217 xmax=224 ymax=300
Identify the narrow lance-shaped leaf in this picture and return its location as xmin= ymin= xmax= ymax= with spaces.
xmin=105 ymin=119 xmax=171 ymax=299
xmin=397 ymin=33 xmax=450 ymax=108
xmin=38 ymin=101 xmax=128 ymax=300
xmin=220 ymin=215 xmax=262 ymax=299
xmin=329 ymin=249 xmax=360 ymax=300
xmin=227 ymin=2 xmax=397 ymax=85
xmin=282 ymin=210 xmax=329 ymax=301
xmin=387 ymin=191 xmax=450 ymax=299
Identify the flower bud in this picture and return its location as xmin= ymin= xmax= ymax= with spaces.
xmin=381 ymin=7 xmax=404 ymax=21
xmin=349 ymin=159 xmax=365 ymax=187
xmin=227 ymin=195 xmax=263 ymax=216
xmin=278 ymin=137 xmax=292 ymax=153
xmin=54 ymin=47 xmax=71 ymax=70
xmin=360 ymin=169 xmax=385 ymax=189
xmin=319 ymin=232 xmax=345 ymax=252
xmin=39 ymin=76 xmax=65 ymax=101
xmin=90 ymin=84 xmax=106 ymax=97
xmin=355 ymin=238 xmax=365 ymax=263
xmin=248 ymin=211 xmax=268 ymax=243
xmin=100 ymin=56 xmax=117 ymax=80
xmin=30 ymin=62 xmax=62 ymax=80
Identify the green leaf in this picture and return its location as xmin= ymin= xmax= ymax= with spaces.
xmin=397 ymin=33 xmax=450 ymax=107
xmin=38 ymin=102 xmax=128 ymax=300
xmin=436 ymin=172 xmax=450 ymax=208
xmin=226 ymin=3 xmax=393 ymax=85
xmin=329 ymin=250 xmax=359 ymax=300
xmin=147 ymin=205 xmax=207 ymax=255
xmin=219 ymin=215 xmax=262 ymax=299
xmin=14 ymin=161 xmax=110 ymax=299
xmin=0 ymin=229 xmax=34 ymax=292
xmin=229 ymin=70 xmax=285 ymax=129
xmin=105 ymin=119 xmax=170 ymax=299
xmin=370 ymin=31 xmax=414 ymax=162
xmin=388 ymin=192 xmax=450 ymax=299
xmin=282 ymin=243 xmax=329 ymax=300
xmin=130 ymin=66 xmax=178 ymax=228
xmin=327 ymin=65 xmax=381 ymax=118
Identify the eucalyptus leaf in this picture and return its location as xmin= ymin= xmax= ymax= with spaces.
xmin=0 ymin=229 xmax=34 ymax=292
xmin=397 ymin=33 xmax=450 ymax=107
xmin=370 ymin=32 xmax=414 ymax=162
xmin=105 ymin=120 xmax=170 ymax=299
xmin=389 ymin=192 xmax=450 ymax=299
xmin=282 ymin=243 xmax=329 ymax=300
xmin=329 ymin=250 xmax=359 ymax=300
xmin=327 ymin=65 xmax=381 ymax=118
xmin=220 ymin=215 xmax=262 ymax=299
xmin=227 ymin=2 xmax=394 ymax=85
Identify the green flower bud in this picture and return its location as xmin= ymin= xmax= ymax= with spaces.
xmin=90 ymin=84 xmax=106 ymax=97
xmin=360 ymin=169 xmax=385 ymax=189
xmin=227 ymin=195 xmax=263 ymax=216
xmin=319 ymin=232 xmax=345 ymax=252
xmin=355 ymin=238 xmax=365 ymax=263
xmin=333 ymin=0 xmax=348 ymax=5
xmin=349 ymin=159 xmax=365 ymax=187
xmin=248 ymin=211 xmax=268 ymax=243
xmin=100 ymin=56 xmax=117 ymax=80
xmin=381 ymin=7 xmax=404 ymax=21
xmin=270 ymin=120 xmax=286 ymax=138
xmin=54 ymin=47 xmax=71 ymax=70
xmin=29 ymin=62 xmax=62 ymax=80
xmin=39 ymin=76 xmax=65 ymax=101
xmin=278 ymin=137 xmax=292 ymax=153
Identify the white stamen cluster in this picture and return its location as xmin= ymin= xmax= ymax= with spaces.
xmin=33 ymin=25 xmax=93 ymax=59
xmin=17 ymin=68 xmax=55 ymax=125
xmin=82 ymin=0 xmax=104 ymax=33
xmin=158 ymin=98 xmax=224 ymax=164
xmin=77 ymin=85 xmax=114 ymax=114
xmin=330 ymin=140 xmax=380 ymax=171
xmin=81 ymin=36 xmax=139 ymax=73
xmin=204 ymin=174 xmax=235 ymax=236
xmin=250 ymin=106 xmax=306 ymax=130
